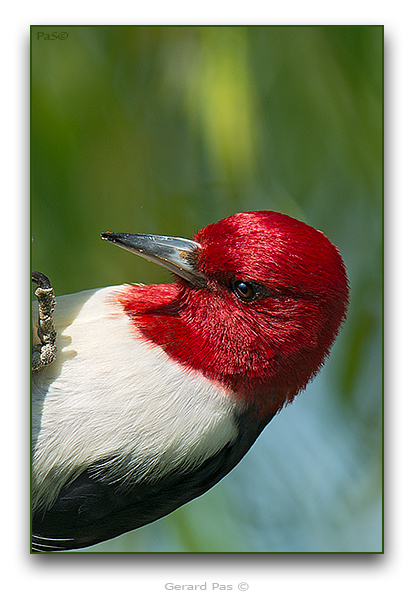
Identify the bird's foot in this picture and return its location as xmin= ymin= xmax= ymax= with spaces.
xmin=32 ymin=271 xmax=57 ymax=373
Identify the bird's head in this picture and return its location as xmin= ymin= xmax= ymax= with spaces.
xmin=102 ymin=211 xmax=349 ymax=416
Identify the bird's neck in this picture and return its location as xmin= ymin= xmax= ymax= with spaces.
xmin=117 ymin=283 xmax=303 ymax=417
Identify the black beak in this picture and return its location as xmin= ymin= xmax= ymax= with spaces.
xmin=101 ymin=231 xmax=206 ymax=287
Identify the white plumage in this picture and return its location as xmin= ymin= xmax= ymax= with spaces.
xmin=32 ymin=285 xmax=238 ymax=510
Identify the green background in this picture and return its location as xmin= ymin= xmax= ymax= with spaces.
xmin=31 ymin=25 xmax=383 ymax=553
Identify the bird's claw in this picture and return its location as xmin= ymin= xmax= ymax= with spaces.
xmin=32 ymin=271 xmax=57 ymax=373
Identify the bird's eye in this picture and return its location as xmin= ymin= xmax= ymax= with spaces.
xmin=232 ymin=279 xmax=259 ymax=302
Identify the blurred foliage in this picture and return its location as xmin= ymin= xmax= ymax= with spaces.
xmin=31 ymin=25 xmax=383 ymax=553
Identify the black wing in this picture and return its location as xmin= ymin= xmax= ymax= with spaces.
xmin=32 ymin=412 xmax=271 ymax=551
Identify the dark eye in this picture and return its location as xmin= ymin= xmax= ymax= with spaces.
xmin=232 ymin=279 xmax=259 ymax=302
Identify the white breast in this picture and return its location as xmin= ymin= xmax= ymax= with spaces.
xmin=32 ymin=285 xmax=238 ymax=509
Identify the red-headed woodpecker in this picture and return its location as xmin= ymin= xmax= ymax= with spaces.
xmin=31 ymin=211 xmax=349 ymax=551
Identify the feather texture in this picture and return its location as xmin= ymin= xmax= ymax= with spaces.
xmin=32 ymin=286 xmax=239 ymax=510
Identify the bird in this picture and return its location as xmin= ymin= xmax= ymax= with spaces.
xmin=31 ymin=210 xmax=349 ymax=552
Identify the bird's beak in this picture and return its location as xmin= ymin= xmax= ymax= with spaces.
xmin=101 ymin=231 xmax=206 ymax=287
